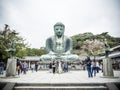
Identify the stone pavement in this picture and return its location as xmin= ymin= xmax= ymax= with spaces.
xmin=0 ymin=70 xmax=120 ymax=83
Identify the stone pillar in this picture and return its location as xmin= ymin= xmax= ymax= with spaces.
xmin=103 ymin=57 xmax=114 ymax=77
xmin=6 ymin=57 xmax=16 ymax=76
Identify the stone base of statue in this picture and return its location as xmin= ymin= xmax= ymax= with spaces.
xmin=6 ymin=58 xmax=16 ymax=77
xmin=41 ymin=54 xmax=79 ymax=61
xmin=103 ymin=57 xmax=114 ymax=77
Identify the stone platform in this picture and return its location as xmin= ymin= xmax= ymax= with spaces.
xmin=0 ymin=70 xmax=120 ymax=90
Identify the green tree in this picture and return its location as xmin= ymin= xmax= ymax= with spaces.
xmin=71 ymin=32 xmax=120 ymax=56
xmin=0 ymin=24 xmax=27 ymax=61
xmin=25 ymin=47 xmax=46 ymax=56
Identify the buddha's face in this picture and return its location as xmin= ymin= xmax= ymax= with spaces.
xmin=54 ymin=25 xmax=64 ymax=37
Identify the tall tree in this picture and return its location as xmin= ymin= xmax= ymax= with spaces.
xmin=0 ymin=24 xmax=27 ymax=62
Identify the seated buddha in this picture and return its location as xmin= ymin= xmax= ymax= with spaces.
xmin=40 ymin=22 xmax=79 ymax=61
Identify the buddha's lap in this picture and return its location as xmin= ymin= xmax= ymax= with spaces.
xmin=41 ymin=54 xmax=78 ymax=60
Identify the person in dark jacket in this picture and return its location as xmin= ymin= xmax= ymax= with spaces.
xmin=52 ymin=62 xmax=56 ymax=74
xmin=0 ymin=61 xmax=5 ymax=75
xmin=16 ymin=60 xmax=21 ymax=75
xmin=35 ymin=62 xmax=38 ymax=72
xmin=49 ymin=62 xmax=52 ymax=73
xmin=85 ymin=56 xmax=92 ymax=77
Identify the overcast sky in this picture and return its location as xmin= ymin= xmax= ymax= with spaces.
xmin=0 ymin=0 xmax=120 ymax=48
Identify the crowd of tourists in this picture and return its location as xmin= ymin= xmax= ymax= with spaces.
xmin=16 ymin=60 xmax=38 ymax=76
xmin=16 ymin=61 xmax=28 ymax=75
xmin=49 ymin=61 xmax=69 ymax=74
xmin=85 ymin=56 xmax=103 ymax=78
xmin=0 ymin=58 xmax=120 ymax=77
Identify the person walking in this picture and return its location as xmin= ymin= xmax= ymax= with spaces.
xmin=20 ymin=62 xmax=24 ymax=74
xmin=23 ymin=61 xmax=28 ymax=74
xmin=31 ymin=62 xmax=35 ymax=73
xmin=64 ymin=62 xmax=68 ymax=72
xmin=0 ymin=61 xmax=5 ymax=75
xmin=96 ymin=61 xmax=100 ymax=73
xmin=58 ymin=61 xmax=62 ymax=73
xmin=52 ymin=62 xmax=56 ymax=74
xmin=91 ymin=60 xmax=96 ymax=76
xmin=35 ymin=62 xmax=38 ymax=72
xmin=49 ymin=62 xmax=52 ymax=73
xmin=85 ymin=56 xmax=92 ymax=78
xmin=16 ymin=60 xmax=21 ymax=76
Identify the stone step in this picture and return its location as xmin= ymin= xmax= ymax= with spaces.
xmin=13 ymin=83 xmax=108 ymax=90
xmin=14 ymin=85 xmax=108 ymax=90
xmin=15 ymin=83 xmax=107 ymax=86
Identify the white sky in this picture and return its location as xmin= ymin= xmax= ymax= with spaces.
xmin=0 ymin=0 xmax=120 ymax=48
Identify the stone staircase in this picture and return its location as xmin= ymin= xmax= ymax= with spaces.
xmin=13 ymin=83 xmax=109 ymax=90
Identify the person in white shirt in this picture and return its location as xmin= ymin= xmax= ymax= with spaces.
xmin=31 ymin=62 xmax=35 ymax=72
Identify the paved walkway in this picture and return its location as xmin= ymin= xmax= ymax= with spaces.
xmin=0 ymin=70 xmax=120 ymax=83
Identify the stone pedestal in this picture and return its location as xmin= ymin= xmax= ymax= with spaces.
xmin=103 ymin=58 xmax=114 ymax=77
xmin=6 ymin=58 xmax=16 ymax=76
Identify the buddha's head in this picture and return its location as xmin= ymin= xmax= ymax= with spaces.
xmin=54 ymin=22 xmax=65 ymax=37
